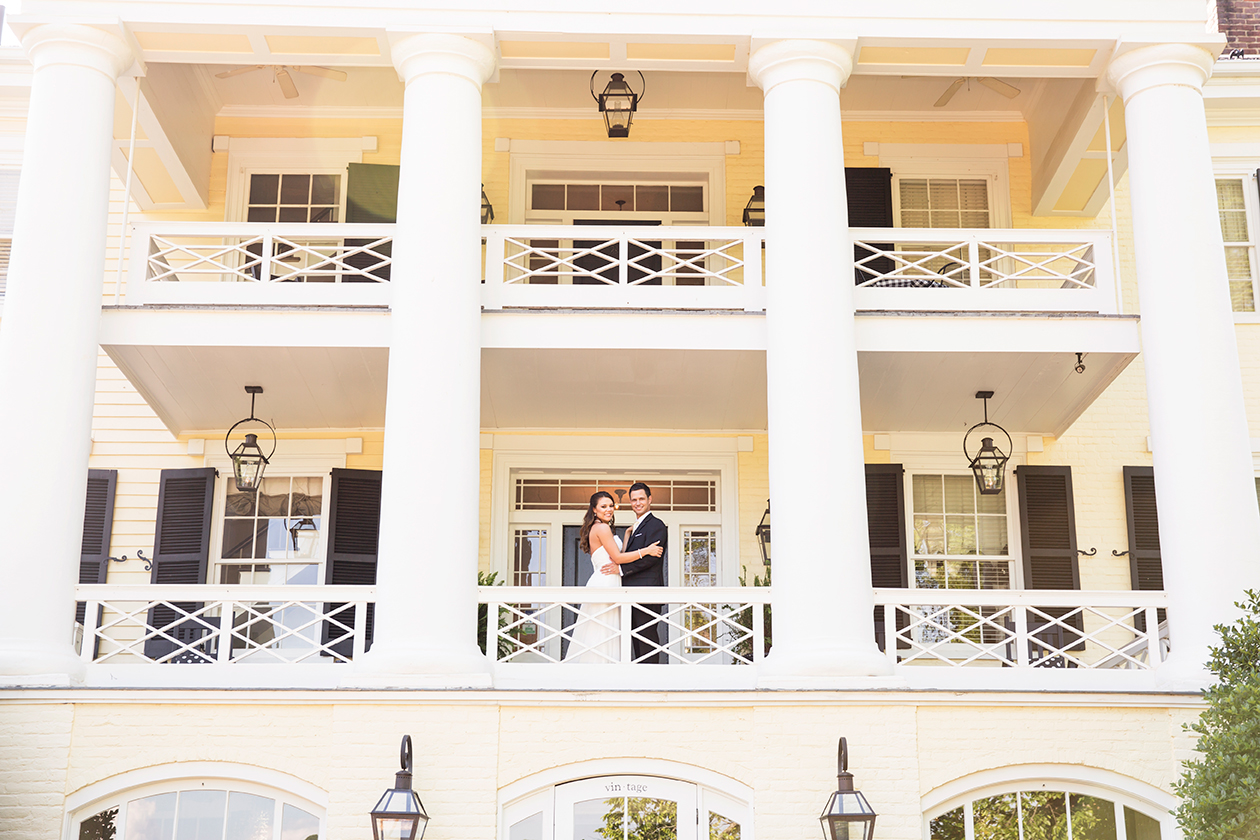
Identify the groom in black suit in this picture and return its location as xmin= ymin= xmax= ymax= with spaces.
xmin=602 ymin=482 xmax=668 ymax=664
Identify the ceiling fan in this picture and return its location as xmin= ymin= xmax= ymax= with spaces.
xmin=215 ymin=65 xmax=348 ymax=99
xmin=933 ymin=77 xmax=1021 ymax=107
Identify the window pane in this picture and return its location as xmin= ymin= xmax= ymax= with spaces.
xmin=978 ymin=560 xmax=1011 ymax=589
xmin=226 ymin=791 xmax=273 ymax=840
xmin=943 ymin=475 xmax=976 ymax=513
xmin=958 ymin=180 xmax=989 ymax=210
xmin=532 ymin=184 xmax=565 ymax=210
xmin=128 ymin=793 xmax=178 ymax=840
xmin=310 ymin=174 xmax=338 ymax=206
xmin=944 ymin=560 xmax=978 ymax=588
xmin=222 ymin=518 xmax=256 ymax=560
xmin=913 ymin=475 xmax=943 ymax=513
xmin=628 ymin=798 xmax=676 ymax=840
xmin=247 ymin=207 xmax=276 ymax=223
xmin=1069 ymin=794 xmax=1116 ymax=840
xmin=929 ymin=807 xmax=965 ymax=840
xmin=972 ymin=793 xmax=1019 ymax=840
xmin=79 ymin=807 xmax=119 ymax=840
xmin=259 ymin=478 xmax=290 ymax=517
xmin=901 ymin=210 xmax=930 ymax=227
xmin=514 ymin=529 xmax=547 ymax=586
xmin=930 ymin=180 xmax=960 ymax=210
xmin=278 ymin=207 xmax=307 ymax=223
xmin=280 ymin=174 xmax=310 ymax=205
xmin=509 ymin=813 xmax=544 ymax=840
xmin=944 ymin=515 xmax=977 ymax=555
xmin=977 ymin=488 xmax=1006 ymax=514
xmin=1231 ymin=280 xmax=1256 ymax=312
xmin=249 ymin=174 xmax=279 ymax=205
xmin=978 ymin=516 xmax=1008 ymax=555
xmin=1123 ymin=806 xmax=1161 ymax=840
xmin=281 ymin=804 xmax=320 ymax=840
xmin=900 ymin=179 xmax=929 ymax=210
xmin=567 ymin=185 xmax=600 ymax=211
xmin=175 ymin=790 xmax=226 ymax=840
xmin=637 ymin=185 xmax=669 ymax=212
xmin=915 ymin=558 xmax=945 ymax=588
xmin=931 ymin=210 xmax=961 ymax=228
xmin=1019 ymin=791 xmax=1069 ymax=840
xmin=670 ymin=186 xmax=704 ymax=212
xmin=602 ymin=184 xmax=635 ymax=212
xmin=573 ymin=797 xmax=624 ymax=840
xmin=914 ymin=515 xmax=945 ymax=555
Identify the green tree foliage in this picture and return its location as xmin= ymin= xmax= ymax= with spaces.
xmin=1174 ymin=589 xmax=1260 ymax=840
xmin=597 ymin=797 xmax=677 ymax=840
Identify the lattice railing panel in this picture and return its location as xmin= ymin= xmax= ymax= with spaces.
xmin=499 ymin=232 xmax=751 ymax=286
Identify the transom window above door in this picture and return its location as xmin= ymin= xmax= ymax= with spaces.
xmin=530 ymin=182 xmax=705 ymax=215
xmin=514 ymin=477 xmax=717 ymax=512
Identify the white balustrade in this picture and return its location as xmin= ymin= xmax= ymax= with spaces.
xmin=851 ymin=227 xmax=1118 ymax=313
xmin=126 ymin=222 xmax=394 ymax=306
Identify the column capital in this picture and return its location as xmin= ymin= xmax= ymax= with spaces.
xmin=389 ymin=32 xmax=496 ymax=90
xmin=21 ymin=24 xmax=134 ymax=82
xmin=1105 ymin=43 xmax=1216 ymax=103
xmin=748 ymin=40 xmax=853 ymax=95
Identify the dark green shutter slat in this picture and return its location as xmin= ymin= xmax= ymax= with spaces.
xmin=324 ymin=468 xmax=382 ymax=657
xmin=846 ymin=167 xmax=894 ymax=284
xmin=1016 ymin=465 xmax=1083 ymax=660
xmin=344 ymin=163 xmax=398 ymax=281
xmin=1124 ymin=466 xmax=1165 ymax=628
xmin=76 ymin=470 xmax=117 ymax=627
xmin=144 ymin=468 xmax=216 ymax=662
xmin=866 ymin=464 xmax=909 ymax=652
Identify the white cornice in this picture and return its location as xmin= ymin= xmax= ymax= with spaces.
xmin=218 ymin=104 xmax=1026 ymax=123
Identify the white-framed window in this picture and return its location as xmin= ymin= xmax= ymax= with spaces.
xmin=72 ymin=781 xmax=323 ymax=840
xmin=216 ymin=474 xmax=330 ymax=586
xmin=222 ymin=137 xmax=371 ymax=223
xmin=525 ymin=178 xmax=709 ymax=226
xmin=895 ymin=176 xmax=992 ymax=230
xmin=909 ymin=472 xmax=1013 ymax=591
xmin=927 ymin=787 xmax=1164 ymax=840
xmin=1215 ymin=175 xmax=1258 ymax=312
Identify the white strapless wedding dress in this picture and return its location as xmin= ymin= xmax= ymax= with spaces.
xmin=565 ymin=537 xmax=621 ymax=663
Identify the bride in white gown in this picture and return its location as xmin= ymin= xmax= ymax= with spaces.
xmin=565 ymin=491 xmax=663 ymax=663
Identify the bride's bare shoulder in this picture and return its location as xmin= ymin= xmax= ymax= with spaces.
xmin=591 ymin=521 xmax=612 ymax=535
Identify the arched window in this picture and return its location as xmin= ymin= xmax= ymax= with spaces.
xmin=69 ymin=775 xmax=323 ymax=840
xmin=502 ymin=772 xmax=751 ymax=840
xmin=927 ymin=786 xmax=1165 ymax=840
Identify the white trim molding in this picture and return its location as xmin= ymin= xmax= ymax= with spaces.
xmin=222 ymin=137 xmax=372 ymax=223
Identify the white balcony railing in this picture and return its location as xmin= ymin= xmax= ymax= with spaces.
xmin=126 ymin=222 xmax=394 ymax=306
xmin=123 ymin=223 xmax=1117 ymax=315
xmin=482 ymin=225 xmax=766 ymax=311
xmin=852 ymin=227 xmax=1119 ymax=313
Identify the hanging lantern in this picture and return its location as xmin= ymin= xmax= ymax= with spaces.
xmin=481 ymin=183 xmax=495 ymax=225
xmin=591 ymin=71 xmax=644 ymax=138
xmin=371 ymin=735 xmax=430 ymax=840
xmin=820 ymin=737 xmax=878 ymax=840
xmin=743 ymin=186 xmax=765 ymax=226
xmin=755 ymin=501 xmax=771 ymax=566
xmin=224 ymin=385 xmax=276 ymax=493
xmin=962 ymin=391 xmax=1012 ymax=496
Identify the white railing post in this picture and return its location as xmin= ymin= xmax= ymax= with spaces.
xmin=967 ymin=237 xmax=981 ymax=288
xmin=482 ymin=227 xmax=505 ymax=310
xmin=80 ymin=600 xmax=100 ymax=663
xmin=752 ymin=596 xmax=766 ymax=663
xmin=259 ymin=232 xmax=273 ymax=284
xmin=883 ymin=602 xmax=898 ymax=666
xmin=215 ymin=600 xmax=233 ymax=663
xmin=744 ymin=232 xmax=765 ymax=311
xmin=1013 ymin=602 xmax=1031 ymax=667
xmin=1144 ymin=606 xmax=1162 ymax=664
xmin=620 ymin=600 xmax=634 ymax=664
xmin=125 ymin=225 xmax=152 ymax=304
xmin=352 ymin=600 xmax=368 ymax=659
xmin=618 ymin=234 xmax=628 ymax=286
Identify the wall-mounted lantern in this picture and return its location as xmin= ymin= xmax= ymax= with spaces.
xmin=590 ymin=71 xmax=644 ymax=138
xmin=820 ymin=736 xmax=877 ymax=840
xmin=962 ymin=390 xmax=1012 ymax=496
xmin=225 ymin=385 xmax=276 ymax=493
xmin=481 ymin=183 xmax=495 ymax=224
xmin=756 ymin=501 xmax=771 ymax=567
xmin=371 ymin=735 xmax=429 ymax=840
xmin=743 ymin=186 xmax=765 ymax=226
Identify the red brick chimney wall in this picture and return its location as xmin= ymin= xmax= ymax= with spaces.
xmin=1220 ymin=0 xmax=1260 ymax=56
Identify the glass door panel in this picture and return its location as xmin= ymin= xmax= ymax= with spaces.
xmin=556 ymin=777 xmax=697 ymax=840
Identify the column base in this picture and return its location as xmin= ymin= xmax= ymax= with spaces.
xmin=341 ymin=644 xmax=492 ymax=689
xmin=757 ymin=643 xmax=898 ymax=688
xmin=1154 ymin=651 xmax=1214 ymax=691
xmin=0 ymin=640 xmax=86 ymax=686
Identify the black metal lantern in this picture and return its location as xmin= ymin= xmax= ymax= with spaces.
xmin=962 ymin=390 xmax=1012 ymax=496
xmin=590 ymin=71 xmax=644 ymax=138
xmin=481 ymin=183 xmax=495 ymax=224
xmin=820 ymin=737 xmax=877 ymax=840
xmin=756 ymin=501 xmax=771 ymax=567
xmin=371 ymin=735 xmax=429 ymax=840
xmin=225 ymin=385 xmax=276 ymax=493
xmin=743 ymin=186 xmax=765 ymax=226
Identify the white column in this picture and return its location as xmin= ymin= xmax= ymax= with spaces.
xmin=0 ymin=25 xmax=134 ymax=685
xmin=348 ymin=33 xmax=495 ymax=687
xmin=1107 ymin=44 xmax=1260 ymax=687
xmin=749 ymin=40 xmax=893 ymax=683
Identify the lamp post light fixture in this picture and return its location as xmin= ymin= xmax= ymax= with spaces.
xmin=225 ymin=385 xmax=276 ymax=493
xmin=371 ymin=735 xmax=430 ymax=840
xmin=820 ymin=737 xmax=877 ymax=840
xmin=755 ymin=500 xmax=771 ymax=567
xmin=590 ymin=71 xmax=644 ymax=138
xmin=962 ymin=390 xmax=1012 ymax=496
xmin=481 ymin=183 xmax=495 ymax=224
xmin=743 ymin=186 xmax=765 ymax=226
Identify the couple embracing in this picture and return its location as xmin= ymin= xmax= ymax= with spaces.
xmin=565 ymin=482 xmax=667 ymax=664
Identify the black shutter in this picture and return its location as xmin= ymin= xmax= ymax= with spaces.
xmin=866 ymin=464 xmax=909 ymax=652
xmin=1124 ymin=466 xmax=1165 ymax=629
xmin=76 ymin=470 xmax=117 ymax=626
xmin=144 ymin=467 xmax=217 ymax=662
xmin=1015 ymin=465 xmax=1083 ymax=662
xmin=323 ymin=468 xmax=382 ymax=657
xmin=344 ymin=163 xmax=398 ymax=281
xmin=845 ymin=167 xmax=894 ymax=284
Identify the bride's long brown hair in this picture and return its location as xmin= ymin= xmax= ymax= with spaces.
xmin=578 ymin=491 xmax=616 ymax=554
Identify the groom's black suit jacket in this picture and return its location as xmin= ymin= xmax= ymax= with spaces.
xmin=618 ymin=512 xmax=667 ymax=587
